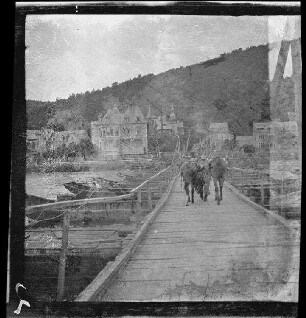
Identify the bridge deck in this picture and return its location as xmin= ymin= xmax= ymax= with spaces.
xmin=98 ymin=178 xmax=299 ymax=302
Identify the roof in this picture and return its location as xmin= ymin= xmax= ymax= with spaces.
xmin=146 ymin=106 xmax=157 ymax=119
xmin=254 ymin=121 xmax=298 ymax=130
xmin=209 ymin=122 xmax=229 ymax=132
xmin=124 ymin=105 xmax=146 ymax=122
xmin=57 ymin=130 xmax=87 ymax=137
xmin=236 ymin=136 xmax=253 ymax=141
xmin=102 ymin=107 xmax=124 ymax=124
xmin=101 ymin=106 xmax=146 ymax=124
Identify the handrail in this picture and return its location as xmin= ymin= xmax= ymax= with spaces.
xmin=26 ymin=165 xmax=173 ymax=215
xmin=228 ymin=167 xmax=269 ymax=174
xmin=130 ymin=165 xmax=171 ymax=193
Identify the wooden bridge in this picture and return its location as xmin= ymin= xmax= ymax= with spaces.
xmin=24 ymin=163 xmax=300 ymax=302
xmin=74 ymin=168 xmax=300 ymax=302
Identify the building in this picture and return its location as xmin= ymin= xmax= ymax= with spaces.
xmin=253 ymin=121 xmax=298 ymax=150
xmin=91 ymin=105 xmax=148 ymax=159
xmin=26 ymin=130 xmax=41 ymax=153
xmin=26 ymin=129 xmax=88 ymax=153
xmin=149 ymin=106 xmax=184 ymax=134
xmin=236 ymin=136 xmax=254 ymax=148
xmin=207 ymin=122 xmax=232 ymax=150
xmin=253 ymin=122 xmax=273 ymax=149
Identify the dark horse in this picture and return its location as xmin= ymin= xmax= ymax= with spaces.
xmin=181 ymin=161 xmax=211 ymax=206
xmin=209 ymin=157 xmax=228 ymax=205
xmin=195 ymin=161 xmax=211 ymax=202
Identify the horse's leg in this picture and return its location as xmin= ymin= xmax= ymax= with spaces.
xmin=216 ymin=179 xmax=221 ymax=205
xmin=180 ymin=174 xmax=183 ymax=191
xmin=184 ymin=182 xmax=190 ymax=206
xmin=191 ymin=185 xmax=195 ymax=204
xmin=203 ymin=182 xmax=209 ymax=201
xmin=219 ymin=177 xmax=224 ymax=200
xmin=213 ymin=178 xmax=219 ymax=201
xmin=200 ymin=185 xmax=204 ymax=200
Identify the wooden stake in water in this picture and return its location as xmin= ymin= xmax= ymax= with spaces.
xmin=57 ymin=210 xmax=71 ymax=301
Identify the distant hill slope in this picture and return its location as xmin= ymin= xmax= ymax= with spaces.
xmin=27 ymin=40 xmax=297 ymax=136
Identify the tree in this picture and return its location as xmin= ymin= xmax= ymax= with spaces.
xmin=46 ymin=109 xmax=85 ymax=131
xmin=243 ymin=144 xmax=256 ymax=153
xmin=76 ymin=138 xmax=96 ymax=160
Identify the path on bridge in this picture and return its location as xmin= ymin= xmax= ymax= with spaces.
xmin=98 ymin=177 xmax=299 ymax=302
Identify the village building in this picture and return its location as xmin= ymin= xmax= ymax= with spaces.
xmin=148 ymin=106 xmax=184 ymax=134
xmin=253 ymin=121 xmax=298 ymax=150
xmin=207 ymin=122 xmax=232 ymax=150
xmin=26 ymin=129 xmax=88 ymax=154
xmin=253 ymin=122 xmax=274 ymax=149
xmin=91 ymin=105 xmax=148 ymax=159
xmin=236 ymin=136 xmax=254 ymax=148
xmin=26 ymin=130 xmax=41 ymax=153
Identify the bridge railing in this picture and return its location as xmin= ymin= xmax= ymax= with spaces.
xmin=25 ymin=163 xmax=178 ymax=301
xmin=227 ymin=167 xmax=301 ymax=214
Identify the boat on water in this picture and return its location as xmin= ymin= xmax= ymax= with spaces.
xmin=26 ymin=194 xmax=56 ymax=207
xmin=63 ymin=180 xmax=129 ymax=199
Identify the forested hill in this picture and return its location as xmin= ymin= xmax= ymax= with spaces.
xmin=27 ymin=40 xmax=297 ymax=136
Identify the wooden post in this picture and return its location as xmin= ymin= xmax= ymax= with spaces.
xmin=147 ymin=183 xmax=153 ymax=210
xmin=106 ymin=203 xmax=111 ymax=219
xmin=136 ymin=190 xmax=142 ymax=215
xmin=57 ymin=210 xmax=71 ymax=301
xmin=158 ymin=178 xmax=163 ymax=199
xmin=260 ymin=174 xmax=265 ymax=207
xmin=281 ymin=172 xmax=284 ymax=214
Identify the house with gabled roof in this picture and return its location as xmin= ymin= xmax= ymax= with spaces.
xmin=91 ymin=105 xmax=148 ymax=159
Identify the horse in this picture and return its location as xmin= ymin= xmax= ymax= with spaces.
xmin=181 ymin=161 xmax=198 ymax=206
xmin=181 ymin=160 xmax=211 ymax=206
xmin=195 ymin=161 xmax=211 ymax=202
xmin=209 ymin=156 xmax=228 ymax=205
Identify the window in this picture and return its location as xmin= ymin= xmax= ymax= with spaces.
xmin=105 ymin=117 xmax=110 ymax=123
xmin=110 ymin=128 xmax=113 ymax=136
xmin=124 ymin=117 xmax=129 ymax=122
xmin=136 ymin=116 xmax=140 ymax=122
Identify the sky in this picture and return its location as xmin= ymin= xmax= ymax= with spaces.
xmin=25 ymin=14 xmax=300 ymax=102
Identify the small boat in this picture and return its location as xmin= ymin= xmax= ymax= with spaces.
xmin=57 ymin=194 xmax=76 ymax=201
xmin=26 ymin=194 xmax=55 ymax=207
xmin=63 ymin=181 xmax=110 ymax=199
xmin=63 ymin=181 xmax=129 ymax=199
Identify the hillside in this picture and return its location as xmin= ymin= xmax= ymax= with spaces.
xmin=27 ymin=41 xmax=296 ymax=136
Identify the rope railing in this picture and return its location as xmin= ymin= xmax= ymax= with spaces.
xmin=227 ymin=166 xmax=301 ymax=213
